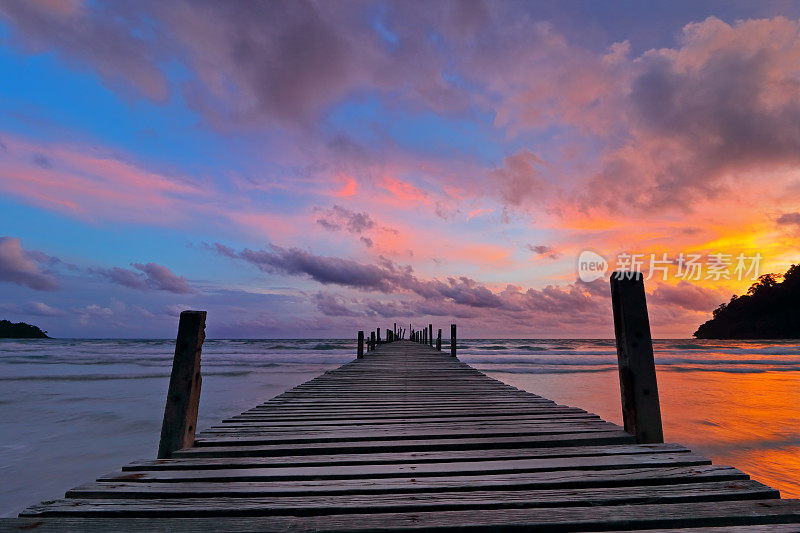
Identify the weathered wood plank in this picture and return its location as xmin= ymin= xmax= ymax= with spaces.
xmin=100 ymin=452 xmax=710 ymax=482
xmin=9 ymin=499 xmax=800 ymax=531
xmin=22 ymin=480 xmax=778 ymax=517
xmin=66 ymin=465 xmax=749 ymax=498
xmin=125 ymin=443 xmax=692 ymax=470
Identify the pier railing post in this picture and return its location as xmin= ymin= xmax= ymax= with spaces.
xmin=610 ymin=272 xmax=664 ymax=444
xmin=357 ymin=330 xmax=364 ymax=358
xmin=429 ymin=324 xmax=433 ymax=347
xmin=370 ymin=331 xmax=375 ymax=350
xmin=158 ymin=310 xmax=206 ymax=459
xmin=450 ymin=324 xmax=457 ymax=357
xmin=437 ymin=328 xmax=442 ymax=351
xmin=376 ymin=328 xmax=381 ymax=344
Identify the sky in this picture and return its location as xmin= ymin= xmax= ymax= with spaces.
xmin=1 ymin=0 xmax=800 ymax=338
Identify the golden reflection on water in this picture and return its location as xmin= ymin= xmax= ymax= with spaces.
xmin=490 ymin=369 xmax=800 ymax=498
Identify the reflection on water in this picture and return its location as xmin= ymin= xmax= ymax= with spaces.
xmin=0 ymin=337 xmax=798 ymax=517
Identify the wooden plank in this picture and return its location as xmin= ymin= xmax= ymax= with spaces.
xmin=66 ymin=465 xmax=749 ymax=498
xmin=100 ymin=452 xmax=710 ymax=482
xmin=124 ymin=443 xmax=692 ymax=470
xmin=22 ymin=480 xmax=778 ymax=517
xmin=8 ymin=500 xmax=800 ymax=531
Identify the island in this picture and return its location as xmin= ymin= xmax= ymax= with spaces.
xmin=0 ymin=320 xmax=50 ymax=338
xmin=694 ymin=264 xmax=800 ymax=339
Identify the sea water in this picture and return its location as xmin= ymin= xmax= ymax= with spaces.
xmin=1 ymin=338 xmax=798 ymax=516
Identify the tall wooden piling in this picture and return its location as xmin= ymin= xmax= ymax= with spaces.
xmin=429 ymin=324 xmax=433 ymax=346
xmin=157 ymin=310 xmax=206 ymax=459
xmin=610 ymin=272 xmax=664 ymax=444
xmin=450 ymin=323 xmax=457 ymax=357
xmin=357 ymin=330 xmax=364 ymax=358
xmin=436 ymin=328 xmax=442 ymax=350
xmin=376 ymin=328 xmax=381 ymax=344
xmin=370 ymin=331 xmax=375 ymax=350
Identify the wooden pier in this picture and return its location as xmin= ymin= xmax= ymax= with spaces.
xmin=4 ymin=274 xmax=800 ymax=531
xmin=4 ymin=338 xmax=800 ymax=531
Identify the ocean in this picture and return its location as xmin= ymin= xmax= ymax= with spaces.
xmin=1 ymin=337 xmax=799 ymax=517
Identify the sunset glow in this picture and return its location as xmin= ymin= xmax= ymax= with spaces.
xmin=1 ymin=1 xmax=800 ymax=337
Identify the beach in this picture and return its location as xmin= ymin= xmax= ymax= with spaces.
xmin=1 ymin=338 xmax=798 ymax=517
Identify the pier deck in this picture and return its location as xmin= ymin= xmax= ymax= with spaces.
xmin=5 ymin=340 xmax=800 ymax=531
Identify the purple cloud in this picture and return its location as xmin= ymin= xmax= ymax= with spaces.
xmin=315 ymin=205 xmax=375 ymax=234
xmin=209 ymin=243 xmax=603 ymax=319
xmin=314 ymin=292 xmax=359 ymax=317
xmin=0 ymin=237 xmax=58 ymax=291
xmin=92 ymin=262 xmax=195 ymax=294
xmin=777 ymin=212 xmax=800 ymax=226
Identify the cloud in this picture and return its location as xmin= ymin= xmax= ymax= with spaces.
xmin=0 ymin=1 xmax=467 ymax=128
xmin=0 ymin=0 xmax=167 ymax=100
xmin=586 ymin=17 xmax=800 ymax=212
xmin=211 ymin=243 xmax=412 ymax=292
xmin=92 ymin=262 xmax=195 ymax=294
xmin=488 ymin=150 xmax=550 ymax=207
xmin=648 ymin=281 xmax=724 ymax=312
xmin=777 ymin=212 xmax=800 ymax=226
xmin=314 ymin=292 xmax=359 ymax=317
xmin=0 ymin=237 xmax=58 ymax=290
xmin=208 ymin=243 xmax=604 ymax=321
xmin=527 ymin=244 xmax=559 ymax=259
xmin=0 ymin=300 xmax=65 ymax=317
xmin=315 ymin=205 xmax=375 ymax=234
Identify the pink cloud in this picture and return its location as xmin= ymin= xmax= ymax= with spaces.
xmin=0 ymin=237 xmax=58 ymax=291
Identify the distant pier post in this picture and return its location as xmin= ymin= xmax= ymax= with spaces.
xmin=158 ymin=310 xmax=206 ymax=459
xmin=357 ymin=330 xmax=364 ymax=358
xmin=386 ymin=328 xmax=391 ymax=342
xmin=428 ymin=324 xmax=433 ymax=346
xmin=450 ymin=324 xmax=457 ymax=357
xmin=376 ymin=328 xmax=381 ymax=344
xmin=370 ymin=331 xmax=375 ymax=350
xmin=610 ymin=272 xmax=664 ymax=444
xmin=436 ymin=328 xmax=442 ymax=351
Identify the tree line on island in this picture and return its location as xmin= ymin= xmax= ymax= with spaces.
xmin=0 ymin=320 xmax=50 ymax=338
xmin=694 ymin=263 xmax=800 ymax=339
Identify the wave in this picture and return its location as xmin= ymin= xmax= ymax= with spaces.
xmin=312 ymin=343 xmax=342 ymax=350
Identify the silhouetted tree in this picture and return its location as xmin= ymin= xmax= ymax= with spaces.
xmin=694 ymin=264 xmax=800 ymax=339
xmin=0 ymin=320 xmax=50 ymax=338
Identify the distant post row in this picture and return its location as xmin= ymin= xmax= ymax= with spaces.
xmin=356 ymin=323 xmax=457 ymax=358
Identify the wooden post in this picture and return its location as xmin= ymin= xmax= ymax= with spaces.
xmin=376 ymin=328 xmax=381 ymax=344
xmin=158 ymin=310 xmax=206 ymax=459
xmin=450 ymin=323 xmax=457 ymax=357
xmin=428 ymin=324 xmax=433 ymax=346
xmin=394 ymin=323 xmax=397 ymax=338
xmin=610 ymin=272 xmax=664 ymax=444
xmin=437 ymin=328 xmax=442 ymax=351
xmin=386 ymin=328 xmax=390 ymax=342
xmin=370 ymin=331 xmax=375 ymax=350
xmin=357 ymin=330 xmax=364 ymax=358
